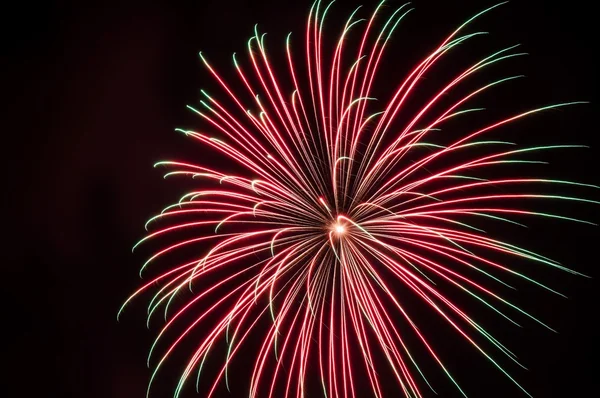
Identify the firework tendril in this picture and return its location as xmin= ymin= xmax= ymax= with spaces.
xmin=119 ymin=1 xmax=596 ymax=397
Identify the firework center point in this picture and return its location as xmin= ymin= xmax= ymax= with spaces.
xmin=334 ymin=224 xmax=345 ymax=234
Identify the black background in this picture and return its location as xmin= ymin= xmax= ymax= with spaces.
xmin=5 ymin=0 xmax=597 ymax=397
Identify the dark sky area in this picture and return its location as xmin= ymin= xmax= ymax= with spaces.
xmin=5 ymin=0 xmax=598 ymax=397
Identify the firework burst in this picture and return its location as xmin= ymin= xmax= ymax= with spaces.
xmin=119 ymin=1 xmax=596 ymax=397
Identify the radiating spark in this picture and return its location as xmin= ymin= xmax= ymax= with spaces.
xmin=120 ymin=2 xmax=594 ymax=397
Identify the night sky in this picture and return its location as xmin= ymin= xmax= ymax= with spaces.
xmin=6 ymin=0 xmax=598 ymax=397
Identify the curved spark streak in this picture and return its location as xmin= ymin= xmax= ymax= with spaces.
xmin=120 ymin=2 xmax=594 ymax=398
